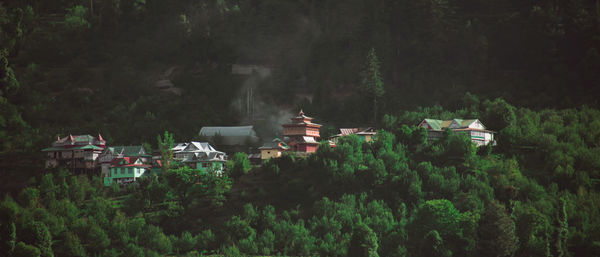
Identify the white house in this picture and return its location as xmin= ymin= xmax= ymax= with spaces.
xmin=418 ymin=119 xmax=496 ymax=146
xmin=172 ymin=142 xmax=227 ymax=174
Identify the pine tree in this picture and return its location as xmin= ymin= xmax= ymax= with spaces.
xmin=348 ymin=223 xmax=379 ymax=257
xmin=157 ymin=131 xmax=174 ymax=172
xmin=477 ymin=201 xmax=518 ymax=257
xmin=360 ymin=47 xmax=385 ymax=124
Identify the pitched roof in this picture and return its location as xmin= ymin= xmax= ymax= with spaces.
xmin=42 ymin=144 xmax=104 ymax=151
xmin=259 ymin=138 xmax=290 ymax=150
xmin=110 ymin=157 xmax=151 ymax=167
xmin=337 ymin=127 xmax=377 ymax=136
xmin=421 ymin=119 xmax=485 ymax=130
xmin=423 ymin=119 xmax=444 ymax=130
xmin=104 ymin=145 xmax=148 ymax=156
xmin=199 ymin=126 xmax=259 ymax=145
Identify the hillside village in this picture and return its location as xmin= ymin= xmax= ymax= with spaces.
xmin=42 ymin=110 xmax=496 ymax=186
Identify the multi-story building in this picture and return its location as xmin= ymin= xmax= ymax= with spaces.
xmin=103 ymin=157 xmax=154 ymax=186
xmin=42 ymin=134 xmax=106 ymax=173
xmin=98 ymin=145 xmax=150 ymax=178
xmin=283 ymin=110 xmax=322 ymax=153
xmin=172 ymin=142 xmax=227 ymax=174
xmin=418 ymin=119 xmax=496 ymax=146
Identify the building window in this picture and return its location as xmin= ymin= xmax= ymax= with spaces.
xmin=202 ymin=163 xmax=208 ymax=168
xmin=128 ymin=168 xmax=133 ymax=174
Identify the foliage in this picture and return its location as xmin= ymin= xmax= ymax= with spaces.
xmin=157 ymin=131 xmax=174 ymax=172
xmin=64 ymin=5 xmax=90 ymax=31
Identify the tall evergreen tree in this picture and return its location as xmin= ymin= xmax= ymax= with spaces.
xmin=157 ymin=131 xmax=174 ymax=172
xmin=477 ymin=201 xmax=518 ymax=257
xmin=348 ymin=223 xmax=379 ymax=257
xmin=360 ymin=47 xmax=385 ymax=124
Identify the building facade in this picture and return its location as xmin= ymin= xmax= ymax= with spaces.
xmin=258 ymin=138 xmax=290 ymax=160
xmin=42 ymin=134 xmax=106 ymax=173
xmin=283 ymin=110 xmax=322 ymax=153
xmin=172 ymin=142 xmax=227 ymax=174
xmin=418 ymin=119 xmax=496 ymax=146
xmin=99 ymin=146 xmax=151 ymax=178
xmin=103 ymin=157 xmax=153 ymax=186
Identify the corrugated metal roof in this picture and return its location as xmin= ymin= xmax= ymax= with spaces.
xmin=199 ymin=126 xmax=259 ymax=145
xmin=42 ymin=144 xmax=104 ymax=151
xmin=422 ymin=118 xmax=483 ymax=130
xmin=104 ymin=145 xmax=148 ymax=156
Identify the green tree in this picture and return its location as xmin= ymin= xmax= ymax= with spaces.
xmin=173 ymin=231 xmax=197 ymax=254
xmin=20 ymin=221 xmax=52 ymax=257
xmin=13 ymin=242 xmax=40 ymax=257
xmin=227 ymin=152 xmax=251 ymax=179
xmin=348 ymin=223 xmax=379 ymax=257
xmin=64 ymin=5 xmax=90 ymax=31
xmin=54 ymin=232 xmax=86 ymax=257
xmin=84 ymin=223 xmax=110 ymax=254
xmin=421 ymin=230 xmax=452 ymax=257
xmin=360 ymin=47 xmax=385 ymax=123
xmin=157 ymin=131 xmax=174 ymax=172
xmin=0 ymin=222 xmax=16 ymax=256
xmin=477 ymin=201 xmax=518 ymax=257
xmin=0 ymin=48 xmax=30 ymax=151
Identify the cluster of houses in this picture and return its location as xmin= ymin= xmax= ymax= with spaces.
xmin=42 ymin=110 xmax=496 ymax=186
xmin=42 ymin=137 xmax=227 ymax=186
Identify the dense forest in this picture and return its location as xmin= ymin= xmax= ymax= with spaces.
xmin=1 ymin=0 xmax=600 ymax=256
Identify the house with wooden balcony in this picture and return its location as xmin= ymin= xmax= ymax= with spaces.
xmin=42 ymin=134 xmax=106 ymax=173
xmin=418 ymin=119 xmax=496 ymax=146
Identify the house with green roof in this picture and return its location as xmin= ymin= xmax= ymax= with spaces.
xmin=42 ymin=134 xmax=106 ymax=173
xmin=98 ymin=145 xmax=151 ymax=178
xmin=418 ymin=119 xmax=496 ymax=146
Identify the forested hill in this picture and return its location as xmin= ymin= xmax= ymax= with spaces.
xmin=1 ymin=101 xmax=600 ymax=256
xmin=1 ymin=0 xmax=600 ymax=150
xmin=1 ymin=2 xmax=600 ymax=256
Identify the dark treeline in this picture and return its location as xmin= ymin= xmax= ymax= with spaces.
xmin=1 ymin=0 xmax=600 ymax=150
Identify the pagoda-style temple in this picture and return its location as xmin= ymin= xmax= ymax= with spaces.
xmin=283 ymin=110 xmax=322 ymax=153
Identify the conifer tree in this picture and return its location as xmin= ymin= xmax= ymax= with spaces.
xmin=157 ymin=131 xmax=174 ymax=172
xmin=360 ymin=47 xmax=385 ymax=124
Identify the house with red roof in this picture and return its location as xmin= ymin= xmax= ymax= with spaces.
xmin=103 ymin=157 xmax=156 ymax=186
xmin=42 ymin=134 xmax=106 ymax=173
